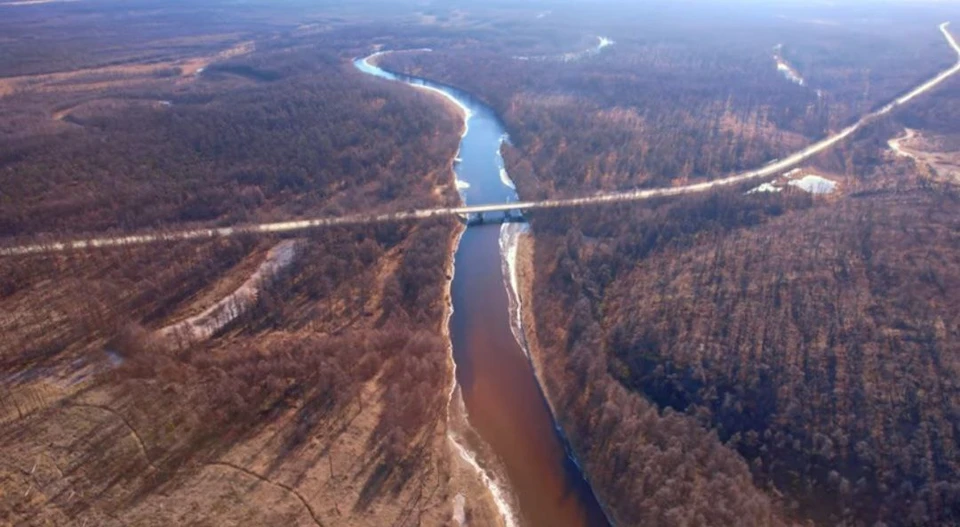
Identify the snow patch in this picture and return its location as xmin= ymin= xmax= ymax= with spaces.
xmin=889 ymin=128 xmax=918 ymax=159
xmin=516 ymin=35 xmax=614 ymax=63
xmin=158 ymin=240 xmax=297 ymax=343
xmin=499 ymin=168 xmax=515 ymax=190
xmin=773 ymin=44 xmax=806 ymax=86
xmin=776 ymin=62 xmax=805 ymax=86
xmin=500 ymin=223 xmax=530 ymax=358
xmin=449 ymin=434 xmax=519 ymax=527
xmin=746 ymin=182 xmax=782 ymax=194
xmin=747 ymin=172 xmax=837 ymax=195
xmin=788 ymin=174 xmax=836 ymax=194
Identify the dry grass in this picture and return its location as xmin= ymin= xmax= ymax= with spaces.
xmin=1 ymin=362 xmax=499 ymax=527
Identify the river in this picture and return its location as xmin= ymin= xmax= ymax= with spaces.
xmin=355 ymin=54 xmax=609 ymax=527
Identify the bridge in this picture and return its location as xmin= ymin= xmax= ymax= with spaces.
xmin=1 ymin=23 xmax=958 ymax=258
xmin=461 ymin=209 xmax=526 ymax=226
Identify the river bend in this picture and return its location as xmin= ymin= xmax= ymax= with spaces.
xmin=355 ymin=53 xmax=609 ymax=527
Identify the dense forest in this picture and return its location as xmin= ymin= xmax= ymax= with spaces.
xmin=1 ymin=219 xmax=474 ymax=526
xmin=0 ymin=42 xmax=462 ymax=238
xmin=518 ymin=80 xmax=960 ymax=525
xmin=379 ymin=3 xmax=956 ymax=198
xmin=359 ymin=4 xmax=960 ymax=524
xmin=0 ymin=2 xmax=497 ymax=525
xmin=606 ymin=191 xmax=960 ymax=525
xmin=4 ymin=0 xmax=960 ymax=525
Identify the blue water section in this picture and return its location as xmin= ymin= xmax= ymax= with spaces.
xmin=354 ymin=52 xmax=609 ymax=527
xmin=354 ymin=54 xmax=517 ymax=206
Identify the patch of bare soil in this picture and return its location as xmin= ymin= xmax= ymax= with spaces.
xmin=0 ymin=40 xmax=254 ymax=99
xmin=889 ymin=128 xmax=960 ymax=183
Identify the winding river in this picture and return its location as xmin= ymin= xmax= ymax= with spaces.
xmin=355 ymin=54 xmax=609 ymax=527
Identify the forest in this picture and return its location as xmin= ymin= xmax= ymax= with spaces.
xmin=517 ymin=72 xmax=960 ymax=525
xmin=3 ymin=0 xmax=960 ymax=525
xmin=0 ymin=2 xmax=500 ymax=525
xmin=0 ymin=38 xmax=462 ymax=239
xmin=1 ymin=219 xmax=476 ymax=525
xmin=341 ymin=3 xmax=960 ymax=524
xmin=379 ymin=2 xmax=957 ymax=198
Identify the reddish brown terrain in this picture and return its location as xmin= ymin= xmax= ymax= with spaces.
xmin=513 ymin=77 xmax=960 ymax=527
xmin=0 ymin=2 xmax=502 ymax=525
xmin=3 ymin=1 xmax=960 ymax=526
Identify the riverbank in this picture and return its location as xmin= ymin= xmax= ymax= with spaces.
xmin=514 ymin=233 xmax=542 ymax=385
xmin=361 ymin=48 xmax=516 ymax=527
xmin=427 ymin=76 xmax=507 ymax=526
xmin=358 ymin=49 xmax=610 ymax=527
xmin=442 ymin=223 xmax=507 ymax=527
xmin=514 ymin=231 xmax=611 ymax=522
xmin=517 ymin=215 xmax=807 ymax=526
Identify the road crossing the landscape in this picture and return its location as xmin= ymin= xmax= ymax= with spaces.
xmin=2 ymin=23 xmax=958 ymax=257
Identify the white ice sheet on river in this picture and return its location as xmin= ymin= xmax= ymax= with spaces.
xmin=357 ymin=49 xmax=523 ymax=527
xmin=500 ymin=222 xmax=530 ymax=358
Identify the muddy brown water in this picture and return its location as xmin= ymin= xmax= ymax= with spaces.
xmin=356 ymin=54 xmax=609 ymax=527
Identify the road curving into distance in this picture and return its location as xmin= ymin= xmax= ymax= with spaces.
xmin=2 ymin=22 xmax=958 ymax=258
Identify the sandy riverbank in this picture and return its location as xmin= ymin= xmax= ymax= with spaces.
xmin=515 ymin=232 xmax=555 ymax=422
xmin=514 ymin=229 xmax=622 ymax=526
xmin=431 ymin=92 xmax=506 ymax=526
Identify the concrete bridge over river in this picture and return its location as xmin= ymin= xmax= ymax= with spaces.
xmin=1 ymin=23 xmax=959 ymax=258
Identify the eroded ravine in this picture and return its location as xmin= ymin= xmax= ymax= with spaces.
xmin=354 ymin=53 xmax=610 ymax=527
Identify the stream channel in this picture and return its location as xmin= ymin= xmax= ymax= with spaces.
xmin=355 ymin=53 xmax=609 ymax=527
